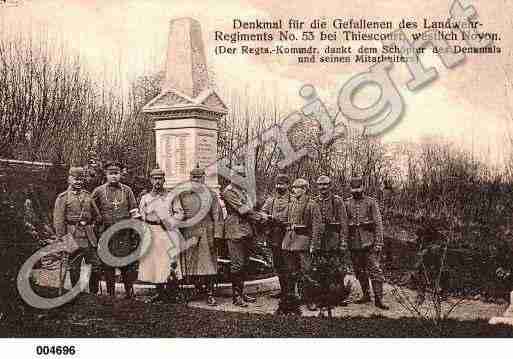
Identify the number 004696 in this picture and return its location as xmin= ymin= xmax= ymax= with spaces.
xmin=36 ymin=346 xmax=76 ymax=355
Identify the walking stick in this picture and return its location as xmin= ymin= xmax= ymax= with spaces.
xmin=58 ymin=252 xmax=67 ymax=296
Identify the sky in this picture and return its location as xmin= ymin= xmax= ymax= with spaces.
xmin=0 ymin=0 xmax=512 ymax=164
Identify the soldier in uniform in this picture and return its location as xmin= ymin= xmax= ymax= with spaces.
xmin=92 ymin=160 xmax=139 ymax=298
xmin=280 ymin=178 xmax=323 ymax=315
xmin=180 ymin=165 xmax=223 ymax=306
xmin=345 ymin=175 xmax=389 ymax=310
xmin=261 ymin=173 xmax=291 ymax=301
xmin=222 ymin=164 xmax=258 ymax=307
xmin=53 ymin=167 xmax=102 ymax=294
xmin=311 ymin=175 xmax=349 ymax=316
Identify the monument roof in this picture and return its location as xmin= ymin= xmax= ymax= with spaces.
xmin=142 ymin=87 xmax=227 ymax=114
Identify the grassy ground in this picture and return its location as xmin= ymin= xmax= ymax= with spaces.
xmin=1 ymin=291 xmax=512 ymax=338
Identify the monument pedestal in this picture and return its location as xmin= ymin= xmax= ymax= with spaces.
xmin=489 ymin=291 xmax=513 ymax=325
xmin=153 ymin=115 xmax=220 ymax=189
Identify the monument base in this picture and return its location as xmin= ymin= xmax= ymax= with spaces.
xmin=489 ymin=291 xmax=513 ymax=325
xmin=128 ymin=275 xmax=280 ymax=297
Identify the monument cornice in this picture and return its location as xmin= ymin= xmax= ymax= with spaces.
xmin=145 ymin=106 xmax=226 ymax=121
xmin=152 ymin=126 xmax=218 ymax=132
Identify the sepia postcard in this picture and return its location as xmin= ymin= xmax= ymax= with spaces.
xmin=1 ymin=0 xmax=512 ymax=355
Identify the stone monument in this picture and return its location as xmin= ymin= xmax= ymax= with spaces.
xmin=143 ymin=17 xmax=227 ymax=189
xmin=141 ymin=18 xmax=278 ymax=296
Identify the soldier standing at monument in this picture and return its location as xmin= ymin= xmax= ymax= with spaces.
xmin=261 ymin=173 xmax=291 ymax=301
xmin=222 ymin=164 xmax=258 ymax=307
xmin=312 ymin=175 xmax=349 ymax=316
xmin=180 ymin=165 xmax=222 ymax=306
xmin=345 ymin=175 xmax=389 ymax=310
xmin=53 ymin=167 xmax=102 ymax=294
xmin=138 ymin=168 xmax=185 ymax=303
xmin=92 ymin=160 xmax=139 ymax=298
xmin=280 ymin=178 xmax=323 ymax=315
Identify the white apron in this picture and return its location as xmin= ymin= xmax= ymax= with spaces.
xmin=138 ymin=223 xmax=183 ymax=283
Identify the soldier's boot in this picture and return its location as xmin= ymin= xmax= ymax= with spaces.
xmin=150 ymin=284 xmax=167 ymax=303
xmin=104 ymin=268 xmax=116 ymax=297
xmin=69 ymin=265 xmax=80 ymax=289
xmin=106 ymin=279 xmax=116 ymax=297
xmin=372 ymin=280 xmax=389 ymax=310
xmin=240 ymin=273 xmax=256 ymax=303
xmin=290 ymin=295 xmax=302 ymax=316
xmin=270 ymin=275 xmax=285 ymax=299
xmin=89 ymin=271 xmax=100 ymax=296
xmin=337 ymin=272 xmax=350 ymax=306
xmin=123 ymin=281 xmax=134 ymax=299
xmin=232 ymin=274 xmax=248 ymax=307
xmin=166 ymin=280 xmax=180 ymax=303
xmin=122 ymin=270 xmax=136 ymax=299
xmin=355 ymin=277 xmax=372 ymax=304
xmin=206 ymin=281 xmax=217 ymax=306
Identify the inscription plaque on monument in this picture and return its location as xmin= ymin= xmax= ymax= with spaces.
xmin=196 ymin=132 xmax=216 ymax=170
xmin=161 ymin=133 xmax=189 ymax=182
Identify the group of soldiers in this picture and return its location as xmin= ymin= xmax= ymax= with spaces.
xmin=252 ymin=169 xmax=388 ymax=316
xmin=54 ymin=161 xmax=140 ymax=299
xmin=52 ymin=160 xmax=389 ymax=317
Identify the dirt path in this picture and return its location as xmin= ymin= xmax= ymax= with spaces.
xmin=188 ymin=276 xmax=508 ymax=321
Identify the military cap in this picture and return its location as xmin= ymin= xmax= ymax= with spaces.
xmin=316 ymin=175 xmax=331 ymax=185
xmin=276 ymin=173 xmax=290 ymax=184
xmin=150 ymin=168 xmax=165 ymax=178
xmin=104 ymin=160 xmax=122 ymax=171
xmin=69 ymin=167 xmax=85 ymax=178
xmin=292 ymin=178 xmax=309 ymax=189
xmin=190 ymin=164 xmax=206 ymax=177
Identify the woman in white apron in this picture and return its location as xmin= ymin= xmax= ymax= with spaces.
xmin=138 ymin=168 xmax=184 ymax=302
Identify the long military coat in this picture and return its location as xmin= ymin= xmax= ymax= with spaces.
xmin=180 ymin=187 xmax=223 ymax=276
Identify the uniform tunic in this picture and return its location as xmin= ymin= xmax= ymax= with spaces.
xmin=92 ymin=183 xmax=138 ymax=257
xmin=345 ymin=195 xmax=385 ymax=282
xmin=53 ymin=188 xmax=102 ymax=283
xmin=221 ymin=184 xmax=258 ymax=274
xmin=138 ymin=191 xmax=184 ymax=283
xmin=344 ymin=195 xmax=383 ymax=250
xmin=179 ymin=188 xmax=222 ymax=277
xmin=261 ymin=192 xmax=291 ymax=247
xmin=53 ymin=189 xmax=100 ymax=248
xmin=222 ymin=184 xmax=254 ymax=240
xmin=282 ymin=194 xmax=323 ymax=252
xmin=314 ymin=194 xmax=348 ymax=251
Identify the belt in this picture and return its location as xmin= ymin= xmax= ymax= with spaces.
xmin=145 ymin=220 xmax=162 ymax=225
